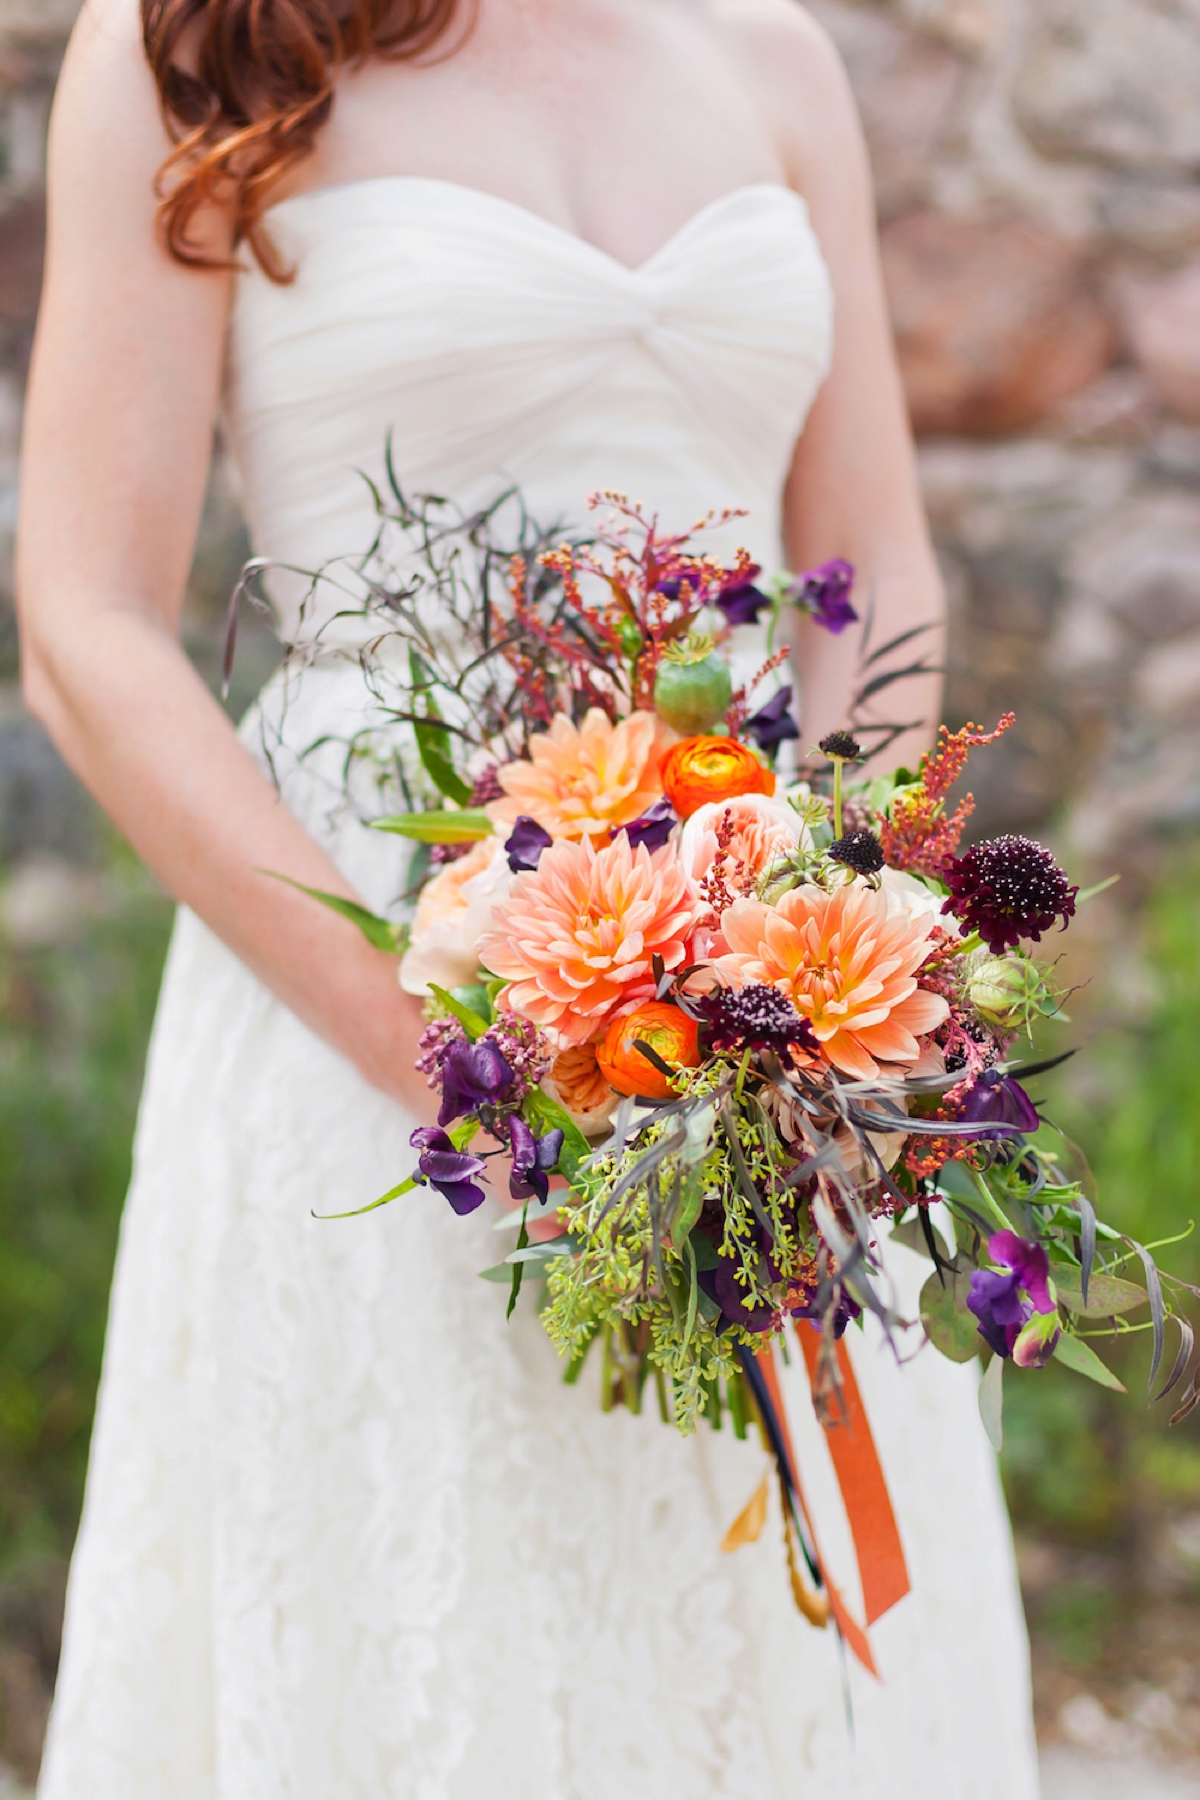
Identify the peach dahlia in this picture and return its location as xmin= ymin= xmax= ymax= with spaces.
xmin=478 ymin=834 xmax=698 ymax=1049
xmin=485 ymin=708 xmax=673 ymax=841
xmin=713 ymin=881 xmax=949 ymax=1081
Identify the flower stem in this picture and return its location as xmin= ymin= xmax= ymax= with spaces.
xmin=833 ymin=757 xmax=844 ymax=840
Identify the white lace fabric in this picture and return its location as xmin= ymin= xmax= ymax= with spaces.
xmin=39 ymin=180 xmax=1039 ymax=1799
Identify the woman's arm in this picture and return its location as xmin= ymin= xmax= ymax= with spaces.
xmin=17 ymin=0 xmax=431 ymax=1113
xmin=730 ymin=3 xmax=946 ymax=772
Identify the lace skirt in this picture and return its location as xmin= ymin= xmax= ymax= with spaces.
xmin=38 ymin=663 xmax=1040 ymax=1800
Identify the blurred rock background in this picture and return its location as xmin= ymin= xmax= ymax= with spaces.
xmin=0 ymin=0 xmax=1199 ymax=1789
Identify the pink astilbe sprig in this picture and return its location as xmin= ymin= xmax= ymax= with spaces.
xmin=880 ymin=713 xmax=1015 ymax=878
xmin=502 ymin=553 xmax=625 ymax=735
xmin=697 ymin=809 xmax=755 ymax=928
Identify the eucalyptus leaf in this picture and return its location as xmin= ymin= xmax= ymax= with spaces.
xmin=371 ymin=809 xmax=493 ymax=843
xmin=1053 ymin=1332 xmax=1127 ymax=1392
xmin=919 ymin=1267 xmax=981 ymax=1363
xmin=935 ymin=1159 xmax=983 ymax=1203
xmin=672 ymin=1166 xmax=706 ymax=1243
xmin=503 ymin=1237 xmax=579 ymax=1266
xmin=1054 ymin=1271 xmax=1147 ymax=1318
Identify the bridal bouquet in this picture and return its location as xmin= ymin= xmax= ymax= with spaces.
xmin=271 ymin=486 xmax=1196 ymax=1652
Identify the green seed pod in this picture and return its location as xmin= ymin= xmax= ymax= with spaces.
xmin=654 ymin=648 xmax=733 ymax=735
xmin=968 ymin=954 xmax=1048 ymax=1029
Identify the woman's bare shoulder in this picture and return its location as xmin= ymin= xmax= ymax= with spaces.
xmin=708 ymin=0 xmax=862 ymax=174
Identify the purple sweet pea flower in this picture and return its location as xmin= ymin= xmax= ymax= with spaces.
xmin=655 ymin=572 xmax=709 ymax=604
xmin=504 ymin=815 xmax=554 ymax=873
xmin=438 ymin=1037 xmax=515 ymax=1126
xmin=411 ymin=1126 xmax=490 ymax=1216
xmin=791 ymin=1290 xmax=863 ymax=1339
xmin=791 ymin=559 xmax=858 ymax=635
xmin=967 ymin=1229 xmax=1057 ymax=1359
xmin=715 ymin=565 xmax=770 ymax=627
xmin=508 ymin=1116 xmax=565 ymax=1205
xmin=623 ymin=797 xmax=678 ymax=852
xmin=744 ymin=687 xmax=800 ymax=754
xmin=960 ymin=1070 xmax=1040 ymax=1135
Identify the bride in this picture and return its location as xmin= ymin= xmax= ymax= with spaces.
xmin=19 ymin=0 xmax=1040 ymax=1794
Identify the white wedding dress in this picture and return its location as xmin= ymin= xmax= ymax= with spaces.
xmin=38 ymin=180 xmax=1040 ymax=1800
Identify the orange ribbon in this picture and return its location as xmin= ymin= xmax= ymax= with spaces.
xmin=754 ymin=1325 xmax=910 ymax=1677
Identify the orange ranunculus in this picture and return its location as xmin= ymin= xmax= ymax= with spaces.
xmin=596 ymin=1001 xmax=703 ymax=1100
xmin=661 ymin=735 xmax=775 ymax=820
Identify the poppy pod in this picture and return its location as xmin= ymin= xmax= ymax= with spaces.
xmin=596 ymin=1002 xmax=703 ymax=1100
xmin=661 ymin=735 xmax=775 ymax=820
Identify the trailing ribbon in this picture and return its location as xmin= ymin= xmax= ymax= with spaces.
xmin=733 ymin=1326 xmax=910 ymax=1678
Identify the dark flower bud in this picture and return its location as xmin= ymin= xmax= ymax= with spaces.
xmin=818 ymin=731 xmax=862 ymax=762
xmin=828 ymin=828 xmax=885 ymax=875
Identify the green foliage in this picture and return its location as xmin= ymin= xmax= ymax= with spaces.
xmin=0 ymin=873 xmax=173 ymax=1575
xmin=1002 ymin=840 xmax=1200 ymax=1539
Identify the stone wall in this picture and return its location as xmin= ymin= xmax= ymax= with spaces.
xmin=1 ymin=0 xmax=1198 ymax=883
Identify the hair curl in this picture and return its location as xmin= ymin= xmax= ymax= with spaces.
xmin=142 ymin=0 xmax=467 ymax=280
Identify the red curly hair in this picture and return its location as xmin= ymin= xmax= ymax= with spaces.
xmin=141 ymin=0 xmax=467 ymax=279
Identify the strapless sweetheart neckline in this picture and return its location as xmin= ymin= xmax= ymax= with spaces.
xmin=262 ymin=175 xmax=810 ymax=278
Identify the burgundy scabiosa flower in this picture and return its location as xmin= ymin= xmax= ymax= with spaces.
xmin=943 ymin=835 xmax=1078 ymax=955
xmin=818 ymin=730 xmax=862 ymax=763
xmin=411 ymin=1126 xmax=490 ymax=1215
xmin=504 ymin=815 xmax=554 ymax=873
xmin=967 ymin=1230 xmax=1059 ymax=1365
xmin=692 ymin=983 xmax=819 ymax=1058
xmin=622 ymin=796 xmax=678 ymax=852
xmin=792 ymin=559 xmax=857 ymax=634
xmin=438 ymin=1037 xmax=515 ymax=1126
xmin=828 ymin=827 xmax=885 ymax=876
xmin=508 ymin=1116 xmax=564 ymax=1205
xmin=743 ymin=688 xmax=800 ymax=754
